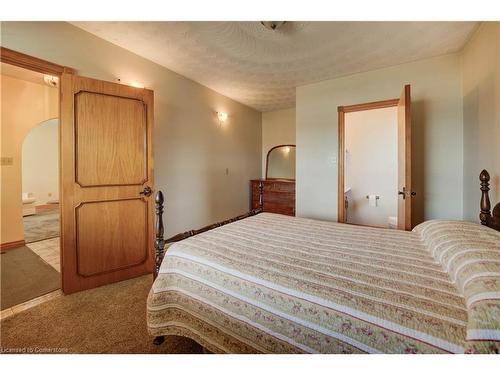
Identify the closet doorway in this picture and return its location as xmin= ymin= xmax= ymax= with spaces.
xmin=337 ymin=85 xmax=414 ymax=230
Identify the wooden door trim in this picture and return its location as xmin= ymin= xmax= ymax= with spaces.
xmin=338 ymin=99 xmax=400 ymax=114
xmin=402 ymin=84 xmax=412 ymax=230
xmin=1 ymin=47 xmax=75 ymax=76
xmin=337 ymin=98 xmax=399 ymax=223
xmin=1 ymin=48 xmax=75 ymax=291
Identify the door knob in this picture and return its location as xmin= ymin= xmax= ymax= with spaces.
xmin=140 ymin=186 xmax=153 ymax=197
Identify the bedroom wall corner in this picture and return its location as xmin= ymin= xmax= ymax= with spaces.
xmin=462 ymin=22 xmax=500 ymax=222
xmin=261 ymin=108 xmax=296 ymax=178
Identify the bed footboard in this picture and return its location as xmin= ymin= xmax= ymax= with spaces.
xmin=153 ymin=181 xmax=264 ymax=279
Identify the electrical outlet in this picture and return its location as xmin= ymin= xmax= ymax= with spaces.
xmin=330 ymin=155 xmax=337 ymax=165
xmin=48 ymin=192 xmax=52 ymax=197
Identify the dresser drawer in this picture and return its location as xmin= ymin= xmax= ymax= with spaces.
xmin=263 ymin=181 xmax=295 ymax=193
xmin=250 ymin=179 xmax=296 ymax=216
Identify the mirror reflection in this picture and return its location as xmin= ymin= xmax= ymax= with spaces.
xmin=266 ymin=145 xmax=296 ymax=180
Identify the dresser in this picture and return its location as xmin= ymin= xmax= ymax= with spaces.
xmin=250 ymin=179 xmax=295 ymax=216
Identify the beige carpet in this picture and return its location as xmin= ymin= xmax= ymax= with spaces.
xmin=0 ymin=275 xmax=203 ymax=354
xmin=0 ymin=246 xmax=61 ymax=310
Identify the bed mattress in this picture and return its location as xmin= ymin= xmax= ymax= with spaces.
xmin=147 ymin=213 xmax=500 ymax=353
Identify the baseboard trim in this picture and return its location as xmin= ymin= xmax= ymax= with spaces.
xmin=0 ymin=240 xmax=26 ymax=251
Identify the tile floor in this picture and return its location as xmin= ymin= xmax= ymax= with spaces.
xmin=26 ymin=237 xmax=60 ymax=272
xmin=23 ymin=205 xmax=59 ymax=243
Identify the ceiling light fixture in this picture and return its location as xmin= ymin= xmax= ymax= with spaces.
xmin=260 ymin=21 xmax=287 ymax=31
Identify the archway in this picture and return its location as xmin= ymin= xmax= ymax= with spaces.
xmin=22 ymin=118 xmax=60 ymax=246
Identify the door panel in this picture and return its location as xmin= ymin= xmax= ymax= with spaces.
xmin=397 ymin=84 xmax=412 ymax=230
xmin=75 ymin=92 xmax=147 ymax=186
xmin=76 ymin=199 xmax=148 ymax=276
xmin=61 ymin=73 xmax=154 ymax=294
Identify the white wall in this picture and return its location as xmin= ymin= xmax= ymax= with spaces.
xmin=296 ymin=54 xmax=463 ymax=224
xmin=22 ymin=119 xmax=59 ymax=205
xmin=262 ymin=108 xmax=295 ymax=178
xmin=345 ymin=107 xmax=398 ymax=227
xmin=462 ymin=22 xmax=500 ymax=221
xmin=1 ymin=22 xmax=262 ymax=237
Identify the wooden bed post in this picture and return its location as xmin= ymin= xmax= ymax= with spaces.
xmin=151 ymin=182 xmax=264 ymax=346
xmin=152 ymin=190 xmax=166 ymax=346
xmin=153 ymin=191 xmax=165 ymax=280
xmin=258 ymin=180 xmax=264 ymax=212
xmin=480 ymin=169 xmax=491 ymax=226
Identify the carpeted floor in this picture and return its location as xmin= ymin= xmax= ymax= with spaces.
xmin=0 ymin=246 xmax=61 ymax=310
xmin=0 ymin=275 xmax=203 ymax=354
xmin=23 ymin=206 xmax=60 ymax=243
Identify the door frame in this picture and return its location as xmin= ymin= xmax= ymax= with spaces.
xmin=1 ymin=47 xmax=74 ymax=288
xmin=337 ymin=98 xmax=399 ymax=224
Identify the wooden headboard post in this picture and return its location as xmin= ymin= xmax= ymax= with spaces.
xmin=153 ymin=191 xmax=165 ymax=280
xmin=480 ymin=169 xmax=492 ymax=226
xmin=479 ymin=169 xmax=500 ymax=231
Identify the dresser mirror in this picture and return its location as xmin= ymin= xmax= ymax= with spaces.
xmin=266 ymin=144 xmax=296 ymax=180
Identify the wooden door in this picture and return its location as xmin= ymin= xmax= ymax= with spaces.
xmin=60 ymin=74 xmax=154 ymax=294
xmin=397 ymin=84 xmax=412 ymax=230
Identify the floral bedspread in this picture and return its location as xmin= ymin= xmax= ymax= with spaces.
xmin=147 ymin=213 xmax=500 ymax=353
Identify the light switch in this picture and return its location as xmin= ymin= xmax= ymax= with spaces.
xmin=330 ymin=155 xmax=337 ymax=165
xmin=1 ymin=157 xmax=13 ymax=166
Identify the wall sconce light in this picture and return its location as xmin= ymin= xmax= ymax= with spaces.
xmin=116 ymin=78 xmax=144 ymax=89
xmin=129 ymin=81 xmax=144 ymax=89
xmin=216 ymin=111 xmax=228 ymax=126
xmin=43 ymin=75 xmax=58 ymax=88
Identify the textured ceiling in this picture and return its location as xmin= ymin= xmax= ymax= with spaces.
xmin=72 ymin=22 xmax=478 ymax=112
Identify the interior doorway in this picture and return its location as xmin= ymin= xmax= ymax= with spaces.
xmin=344 ymin=106 xmax=398 ymax=228
xmin=337 ymin=85 xmax=414 ymax=230
xmin=0 ymin=61 xmax=62 ymax=311
xmin=2 ymin=47 xmax=156 ymax=298
xmin=22 ymin=118 xmax=60 ymax=245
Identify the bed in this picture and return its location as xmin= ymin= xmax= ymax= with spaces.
xmin=147 ymin=171 xmax=500 ymax=353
